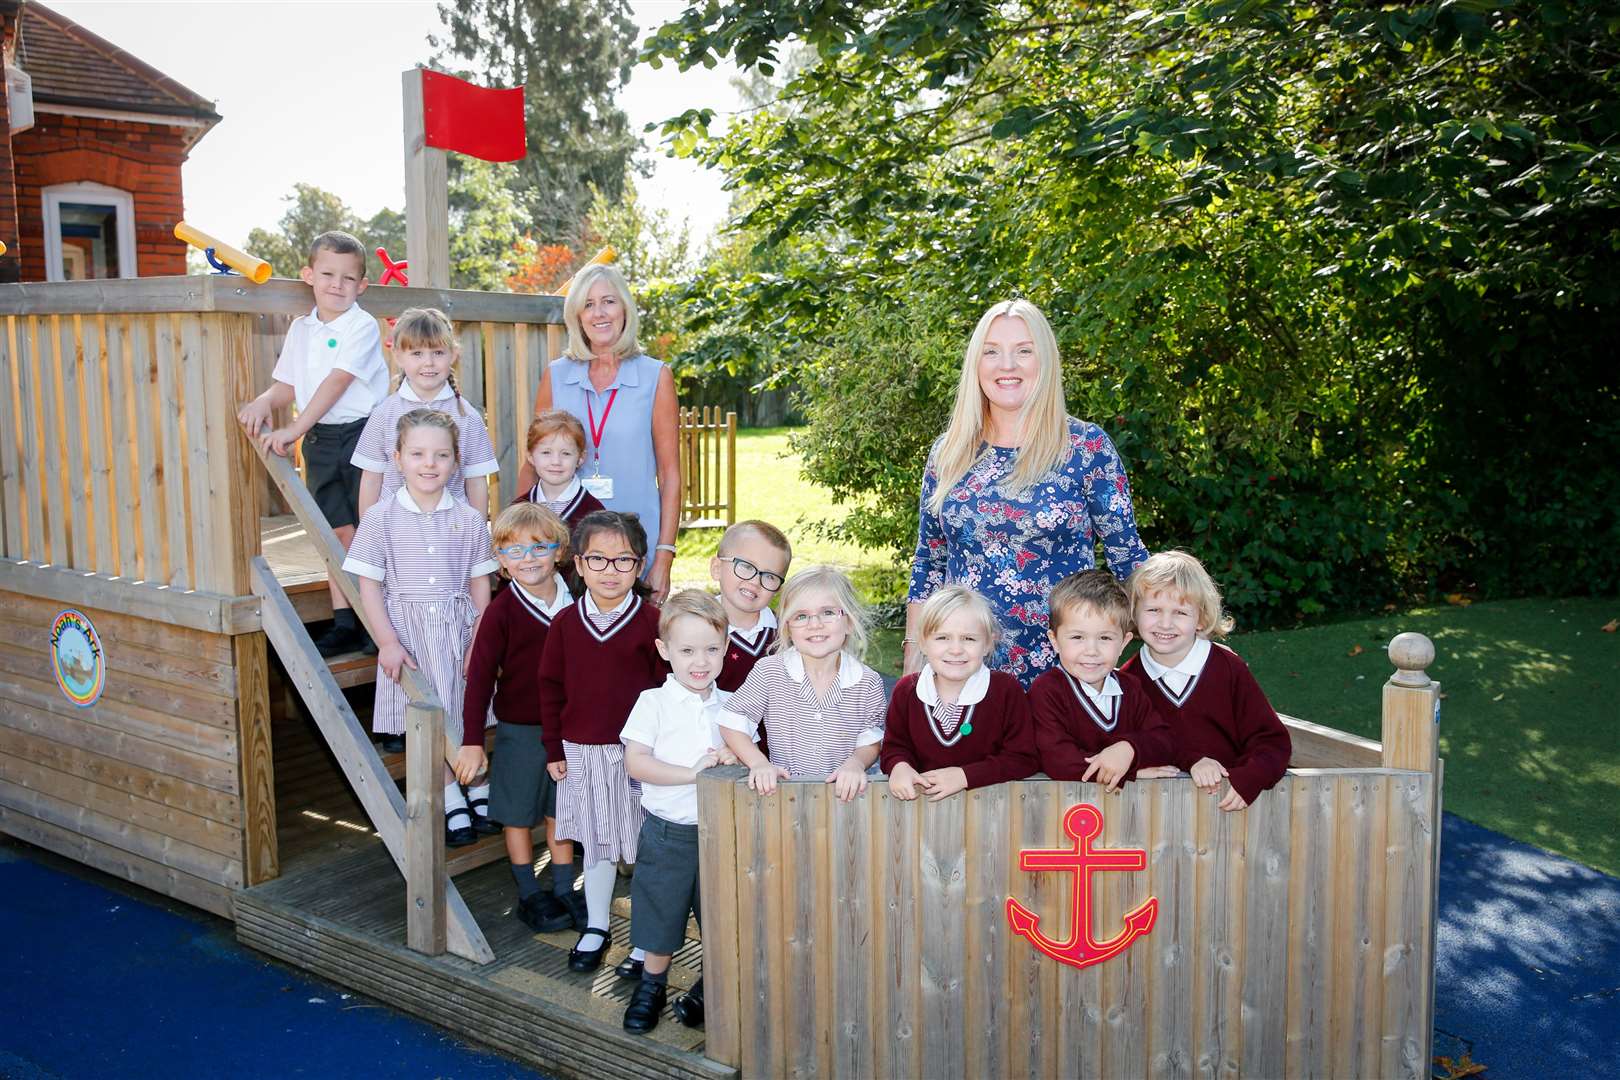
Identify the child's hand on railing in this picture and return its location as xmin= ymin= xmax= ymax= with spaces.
xmin=378 ymin=640 xmax=416 ymax=682
xmin=261 ymin=426 xmax=299 ymax=457
xmin=454 ymin=745 xmax=487 ymax=785
xmin=828 ymin=758 xmax=870 ymax=802
xmin=1216 ymin=784 xmax=1249 ymax=813
xmin=888 ymin=761 xmax=924 ymax=800
xmin=1189 ymin=756 xmax=1228 ymax=794
xmin=237 ymin=398 xmax=272 ymax=435
xmin=692 ymin=748 xmax=723 ymax=780
xmin=748 ymin=760 xmax=789 ymax=795
xmin=918 ymin=766 xmax=968 ymax=802
xmin=1082 ymin=740 xmax=1136 ymax=793
xmin=1134 ymin=765 xmax=1182 ymax=780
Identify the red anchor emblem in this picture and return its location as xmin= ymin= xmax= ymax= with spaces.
xmin=1006 ymin=803 xmax=1157 ymax=970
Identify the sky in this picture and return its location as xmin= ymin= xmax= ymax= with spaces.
xmin=44 ymin=0 xmax=741 ymax=252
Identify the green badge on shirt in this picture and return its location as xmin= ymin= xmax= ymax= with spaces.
xmin=960 ymin=722 xmax=973 ymax=736
xmin=327 ymin=338 xmax=338 ymax=348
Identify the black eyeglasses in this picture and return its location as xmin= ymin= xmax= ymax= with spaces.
xmin=724 ymin=556 xmax=784 ymax=592
xmin=580 ymin=554 xmax=641 ymax=573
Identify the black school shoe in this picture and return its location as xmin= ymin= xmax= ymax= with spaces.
xmin=555 ymin=889 xmax=588 ymax=931
xmin=313 ymin=614 xmax=366 ymax=658
xmin=468 ymin=798 xmax=501 ymax=836
xmin=379 ymin=734 xmax=406 ymax=754
xmin=671 ymin=977 xmax=704 ymax=1028
xmin=614 ymin=956 xmax=644 ymax=982
xmin=623 ymin=980 xmax=667 ymax=1034
xmin=516 ymin=892 xmax=575 ymax=934
xmin=568 ymin=928 xmax=611 ymax=973
xmin=446 ymin=808 xmax=477 ymax=848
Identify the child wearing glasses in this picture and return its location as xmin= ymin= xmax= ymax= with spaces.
xmin=539 ymin=510 xmax=667 ymax=973
xmin=719 ymin=566 xmax=887 ymax=802
xmin=460 ymin=502 xmax=583 ymax=931
xmin=710 ymin=520 xmax=792 ymax=692
xmin=343 ymin=409 xmax=496 ymax=844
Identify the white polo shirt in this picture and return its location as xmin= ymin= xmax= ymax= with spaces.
xmin=271 ymin=303 xmax=390 ymax=423
xmin=620 ymin=676 xmax=732 ymax=825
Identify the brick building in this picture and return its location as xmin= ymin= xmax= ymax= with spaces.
xmin=0 ymin=0 xmax=219 ymax=283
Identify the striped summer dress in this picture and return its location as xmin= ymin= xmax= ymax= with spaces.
xmin=343 ymin=487 xmax=498 ymax=737
xmin=717 ymin=649 xmax=887 ymax=780
xmin=556 ymin=591 xmax=649 ymax=865
xmin=350 ymin=382 xmax=499 ymax=505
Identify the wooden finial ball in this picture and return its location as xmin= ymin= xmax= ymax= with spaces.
xmin=1387 ymin=632 xmax=1434 ymax=687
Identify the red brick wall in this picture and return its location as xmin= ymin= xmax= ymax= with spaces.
xmin=12 ymin=113 xmax=193 ymax=281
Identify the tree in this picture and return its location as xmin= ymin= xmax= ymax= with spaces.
xmin=645 ymin=0 xmax=1620 ymax=617
xmin=432 ymin=0 xmax=642 ymax=243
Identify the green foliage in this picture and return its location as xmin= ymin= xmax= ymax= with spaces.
xmin=432 ymin=0 xmax=641 ymax=243
xmin=648 ymin=0 xmax=1620 ymax=624
xmin=245 ymin=183 xmax=401 ymax=279
xmin=584 ymin=181 xmax=692 ymax=358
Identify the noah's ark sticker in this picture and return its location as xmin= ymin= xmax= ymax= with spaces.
xmin=51 ymin=609 xmax=105 ymax=708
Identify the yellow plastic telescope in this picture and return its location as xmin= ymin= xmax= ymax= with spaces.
xmin=0 ymin=240 xmax=7 ymax=256
xmin=553 ymin=245 xmax=619 ymax=296
xmin=173 ymin=222 xmax=272 ymax=284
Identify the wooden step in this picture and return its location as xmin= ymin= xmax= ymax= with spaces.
xmin=326 ymin=649 xmax=377 ymax=689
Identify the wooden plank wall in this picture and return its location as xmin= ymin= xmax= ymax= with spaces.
xmin=698 ymin=769 xmax=1438 ymax=1080
xmin=0 ymin=588 xmax=247 ymax=917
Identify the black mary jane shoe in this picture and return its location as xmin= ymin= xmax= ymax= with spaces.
xmin=445 ymin=808 xmax=478 ymax=848
xmin=568 ymin=928 xmax=611 ymax=973
xmin=614 ymin=956 xmax=644 ymax=982
xmin=468 ymin=798 xmax=502 ymax=836
xmin=671 ymin=977 xmax=705 ymax=1028
xmin=622 ymin=980 xmax=668 ymax=1034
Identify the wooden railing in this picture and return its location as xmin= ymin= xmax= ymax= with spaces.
xmin=697 ymin=636 xmax=1443 ymax=1079
xmin=678 ymin=406 xmax=737 ymax=528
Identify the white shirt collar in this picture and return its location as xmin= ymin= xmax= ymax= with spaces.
xmin=511 ymin=576 xmax=572 ymax=618
xmin=654 ymin=673 xmax=725 ymax=709
xmin=538 ymin=476 xmax=582 ymax=504
xmin=729 ymin=606 xmax=778 ymax=638
xmin=916 ymin=662 xmax=990 ymax=708
xmin=300 ymin=303 xmax=368 ymax=330
xmin=1138 ymin=636 xmax=1212 ymax=683
xmin=392 ymin=486 xmax=456 ymax=514
xmin=1078 ymin=672 xmax=1124 ymax=702
xmin=583 ymin=590 xmax=632 ymax=619
xmin=398 ymin=380 xmax=456 ymax=403
xmin=782 ymin=647 xmax=863 ymax=690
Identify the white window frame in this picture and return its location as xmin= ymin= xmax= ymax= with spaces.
xmin=42 ymin=182 xmax=137 ymax=282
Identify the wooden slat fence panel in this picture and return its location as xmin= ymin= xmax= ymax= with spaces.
xmin=678 ymin=407 xmax=737 ymax=527
xmin=698 ymin=769 xmax=1438 ymax=1080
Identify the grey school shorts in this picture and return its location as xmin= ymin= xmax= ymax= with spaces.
xmin=302 ymin=417 xmax=367 ymax=530
xmin=488 ymin=722 xmax=556 ymax=828
xmin=629 ymin=813 xmax=701 ymax=954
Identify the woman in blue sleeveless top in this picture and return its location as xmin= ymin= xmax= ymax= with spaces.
xmin=520 ymin=264 xmax=682 ymax=601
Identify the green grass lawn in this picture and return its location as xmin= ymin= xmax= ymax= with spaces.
xmin=676 ymin=427 xmax=1620 ymax=877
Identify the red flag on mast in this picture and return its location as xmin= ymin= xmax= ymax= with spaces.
xmin=420 ymin=70 xmax=526 ymax=162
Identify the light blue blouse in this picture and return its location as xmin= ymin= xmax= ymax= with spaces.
xmin=547 ymin=353 xmax=666 ymax=551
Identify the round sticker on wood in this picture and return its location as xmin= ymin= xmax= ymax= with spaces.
xmin=51 ymin=608 xmax=105 ymax=708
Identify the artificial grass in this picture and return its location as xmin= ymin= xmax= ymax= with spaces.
xmin=673 ymin=427 xmax=1620 ymax=876
xmin=1230 ymin=597 xmax=1620 ymax=878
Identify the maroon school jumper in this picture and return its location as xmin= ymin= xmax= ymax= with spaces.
xmin=511 ymin=481 xmax=606 ymax=528
xmin=1028 ymin=668 xmax=1177 ymax=782
xmin=461 ymin=581 xmax=569 ymax=746
xmin=879 ymin=670 xmax=1038 ymax=788
xmin=1118 ymin=643 xmax=1292 ymax=804
xmin=538 ymin=594 xmax=666 ymax=760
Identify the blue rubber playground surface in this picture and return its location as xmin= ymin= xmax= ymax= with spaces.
xmin=3 ymin=812 xmax=1617 ymax=1079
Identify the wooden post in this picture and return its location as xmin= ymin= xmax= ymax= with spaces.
xmin=1381 ymin=632 xmax=1439 ymax=774
xmin=402 ymin=68 xmax=450 ymax=290
xmin=726 ymin=410 xmax=737 ymax=524
xmin=405 ymin=701 xmax=448 ymax=956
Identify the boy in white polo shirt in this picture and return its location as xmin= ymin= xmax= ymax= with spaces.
xmin=237 ymin=231 xmax=390 ymax=655
xmin=619 ymin=589 xmax=738 ymax=1035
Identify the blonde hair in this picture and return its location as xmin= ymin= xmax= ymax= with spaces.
xmin=916 ymin=585 xmax=1000 ymax=647
xmin=527 ymin=409 xmax=588 ymax=454
xmin=1128 ymin=551 xmax=1236 ymax=639
xmin=562 ymin=264 xmax=641 ymax=361
xmin=491 ymin=502 xmax=571 ymax=562
xmin=659 ymin=588 xmax=728 ymax=640
xmin=774 ymin=565 xmax=870 ymax=661
xmin=927 ymin=299 xmax=1069 ymax=515
xmin=718 ymin=519 xmax=793 ymax=564
xmin=391 ymin=307 xmax=465 ymax=415
xmin=395 ymin=407 xmax=459 ymax=458
xmin=1048 ymin=569 xmax=1131 ymax=635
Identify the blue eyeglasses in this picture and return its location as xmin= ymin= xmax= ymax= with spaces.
xmin=497 ymin=541 xmax=560 ymax=559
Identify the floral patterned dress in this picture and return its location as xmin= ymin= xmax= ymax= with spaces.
xmin=909 ymin=417 xmax=1151 ymax=685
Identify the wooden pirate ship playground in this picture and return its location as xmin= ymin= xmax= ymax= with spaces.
xmin=0 ymin=274 xmax=1443 ymax=1079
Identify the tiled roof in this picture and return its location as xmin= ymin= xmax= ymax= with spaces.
xmin=16 ymin=1 xmax=221 ymax=122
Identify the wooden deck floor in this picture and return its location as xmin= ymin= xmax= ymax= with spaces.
xmin=237 ymin=841 xmax=729 ymax=1080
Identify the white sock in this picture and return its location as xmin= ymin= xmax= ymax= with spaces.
xmin=444 ymin=783 xmax=470 ymax=825
xmin=467 ymin=782 xmax=491 ymax=815
xmin=577 ymin=860 xmax=617 ymax=951
xmin=630 ymin=947 xmax=645 ymax=963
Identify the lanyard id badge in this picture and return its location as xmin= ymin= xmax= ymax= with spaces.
xmin=583 ymin=387 xmax=618 ymax=501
